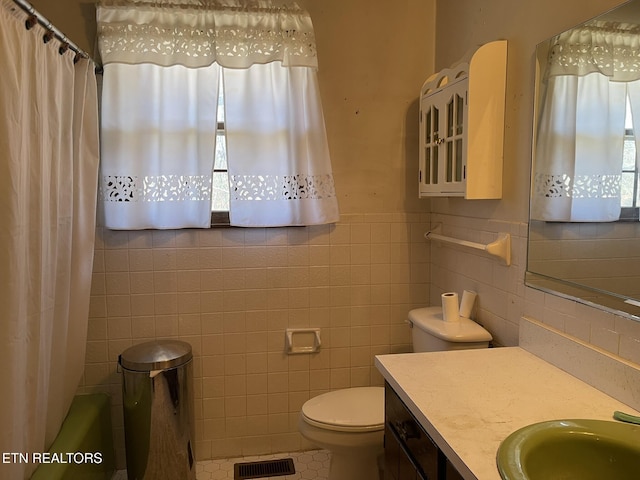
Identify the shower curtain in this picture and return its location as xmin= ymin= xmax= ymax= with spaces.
xmin=0 ymin=2 xmax=99 ymax=479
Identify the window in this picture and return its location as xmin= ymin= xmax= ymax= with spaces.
xmin=211 ymin=71 xmax=230 ymax=226
xmin=97 ymin=2 xmax=339 ymax=230
xmin=621 ymin=96 xmax=640 ymax=220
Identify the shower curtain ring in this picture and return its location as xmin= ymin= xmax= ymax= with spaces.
xmin=25 ymin=15 xmax=37 ymax=30
xmin=43 ymin=30 xmax=54 ymax=44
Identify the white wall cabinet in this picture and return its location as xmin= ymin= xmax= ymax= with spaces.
xmin=419 ymin=40 xmax=507 ymax=199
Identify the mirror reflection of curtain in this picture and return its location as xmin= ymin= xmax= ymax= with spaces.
xmin=532 ymin=21 xmax=640 ymax=222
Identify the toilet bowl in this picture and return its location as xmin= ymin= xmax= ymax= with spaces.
xmin=298 ymin=305 xmax=492 ymax=480
xmin=298 ymin=387 xmax=384 ymax=480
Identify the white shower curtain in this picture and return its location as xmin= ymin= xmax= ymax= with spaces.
xmin=0 ymin=2 xmax=100 ymax=478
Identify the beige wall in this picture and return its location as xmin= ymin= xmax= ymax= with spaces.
xmin=29 ymin=0 xmax=97 ymax=56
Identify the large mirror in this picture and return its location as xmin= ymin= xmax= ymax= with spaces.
xmin=527 ymin=0 xmax=640 ymax=319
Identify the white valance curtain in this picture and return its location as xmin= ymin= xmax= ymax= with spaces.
xmin=532 ymin=21 xmax=640 ymax=222
xmin=97 ymin=0 xmax=339 ymax=229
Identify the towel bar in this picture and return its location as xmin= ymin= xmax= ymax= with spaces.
xmin=425 ymin=228 xmax=511 ymax=266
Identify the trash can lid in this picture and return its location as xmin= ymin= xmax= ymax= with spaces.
xmin=119 ymin=339 xmax=193 ymax=371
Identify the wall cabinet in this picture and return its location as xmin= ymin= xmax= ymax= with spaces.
xmin=419 ymin=40 xmax=507 ymax=199
xmin=384 ymin=382 xmax=464 ymax=480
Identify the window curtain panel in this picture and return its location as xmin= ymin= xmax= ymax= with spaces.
xmin=97 ymin=0 xmax=339 ymax=228
xmin=100 ymin=62 xmax=220 ymax=229
xmin=0 ymin=1 xmax=100 ymax=478
xmin=532 ymin=21 xmax=640 ymax=222
xmin=224 ymin=64 xmax=338 ymax=226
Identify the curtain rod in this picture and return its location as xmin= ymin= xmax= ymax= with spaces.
xmin=12 ymin=0 xmax=102 ymax=72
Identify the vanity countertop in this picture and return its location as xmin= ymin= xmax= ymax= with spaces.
xmin=375 ymin=347 xmax=639 ymax=480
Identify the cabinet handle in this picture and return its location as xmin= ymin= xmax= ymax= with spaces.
xmin=394 ymin=420 xmax=420 ymax=442
xmin=388 ymin=421 xmax=431 ymax=480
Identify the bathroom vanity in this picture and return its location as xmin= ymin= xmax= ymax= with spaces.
xmin=376 ymin=346 xmax=640 ymax=480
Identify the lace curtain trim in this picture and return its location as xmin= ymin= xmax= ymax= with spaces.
xmin=231 ymin=174 xmax=336 ymax=200
xmin=547 ymin=21 xmax=640 ymax=81
xmin=97 ymin=1 xmax=318 ymax=68
xmin=101 ymin=174 xmax=212 ymax=201
xmin=533 ymin=173 xmax=621 ymax=199
xmin=101 ymin=173 xmax=337 ymax=202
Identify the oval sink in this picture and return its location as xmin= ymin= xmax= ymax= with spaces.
xmin=497 ymin=419 xmax=640 ymax=480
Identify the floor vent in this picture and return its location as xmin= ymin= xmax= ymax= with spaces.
xmin=234 ymin=457 xmax=296 ymax=479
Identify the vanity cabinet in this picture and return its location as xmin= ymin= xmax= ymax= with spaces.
xmin=418 ymin=40 xmax=507 ymax=199
xmin=384 ymin=382 xmax=464 ymax=480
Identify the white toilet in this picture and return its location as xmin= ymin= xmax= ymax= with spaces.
xmin=298 ymin=387 xmax=385 ymax=480
xmin=298 ymin=306 xmax=492 ymax=480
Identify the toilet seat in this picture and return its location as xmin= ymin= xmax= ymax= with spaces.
xmin=301 ymin=387 xmax=384 ymax=433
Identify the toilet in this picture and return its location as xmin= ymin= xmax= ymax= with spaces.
xmin=298 ymin=306 xmax=492 ymax=480
xmin=298 ymin=387 xmax=385 ymax=480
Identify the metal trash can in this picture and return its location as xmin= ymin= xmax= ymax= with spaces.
xmin=119 ymin=340 xmax=195 ymax=480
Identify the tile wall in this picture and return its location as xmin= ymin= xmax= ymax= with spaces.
xmin=524 ymin=287 xmax=640 ymax=367
xmin=529 ymin=220 xmax=640 ymax=298
xmin=79 ymin=213 xmax=430 ymax=467
xmin=79 ymin=207 xmax=640 ymax=470
xmin=430 ymin=213 xmax=640 ymax=367
xmin=427 ymin=213 xmax=528 ymax=347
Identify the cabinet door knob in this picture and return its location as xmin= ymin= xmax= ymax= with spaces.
xmin=394 ymin=420 xmax=420 ymax=441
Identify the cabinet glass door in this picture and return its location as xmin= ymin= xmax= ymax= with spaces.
xmin=446 ymin=91 xmax=465 ymax=183
xmin=423 ymin=104 xmax=440 ymax=186
xmin=419 ymin=77 xmax=468 ymax=197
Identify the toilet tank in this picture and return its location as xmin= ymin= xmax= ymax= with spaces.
xmin=408 ymin=306 xmax=492 ymax=352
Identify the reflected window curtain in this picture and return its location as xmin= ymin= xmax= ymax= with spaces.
xmin=532 ymin=21 xmax=640 ymax=222
xmin=97 ymin=0 xmax=339 ymax=229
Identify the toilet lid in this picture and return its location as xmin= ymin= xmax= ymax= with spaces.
xmin=301 ymin=387 xmax=385 ymax=432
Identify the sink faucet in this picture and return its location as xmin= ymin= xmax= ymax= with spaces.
xmin=613 ymin=411 xmax=640 ymax=425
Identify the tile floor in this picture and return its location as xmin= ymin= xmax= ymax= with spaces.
xmin=112 ymin=450 xmax=330 ymax=480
